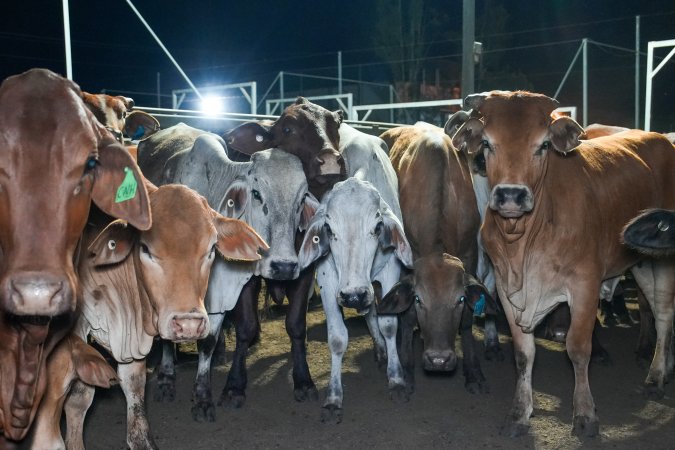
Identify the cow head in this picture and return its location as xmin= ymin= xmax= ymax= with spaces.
xmin=0 ymin=69 xmax=151 ymax=320
xmin=81 ymin=91 xmax=135 ymax=143
xmin=451 ymin=91 xmax=584 ymax=219
xmin=622 ymin=208 xmax=675 ymax=257
xmin=377 ymin=254 xmax=491 ymax=372
xmin=216 ymin=145 xmax=320 ymax=281
xmin=87 ymin=184 xmax=267 ymax=341
xmin=224 ymin=97 xmax=345 ymax=185
xmin=298 ymin=178 xmax=413 ymax=313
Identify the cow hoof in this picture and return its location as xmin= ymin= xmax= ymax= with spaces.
xmin=572 ymin=415 xmax=599 ymax=438
xmin=389 ymin=384 xmax=410 ymax=403
xmin=500 ymin=420 xmax=530 ymax=438
xmin=219 ymin=390 xmax=246 ymax=409
xmin=485 ymin=344 xmax=505 ymax=362
xmin=643 ymin=383 xmax=665 ymax=400
xmin=191 ymin=401 xmax=215 ymax=423
xmin=294 ymin=385 xmax=319 ymax=402
xmin=153 ymin=378 xmax=176 ymax=402
xmin=320 ymin=404 xmax=343 ymax=424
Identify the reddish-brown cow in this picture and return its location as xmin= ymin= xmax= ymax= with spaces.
xmin=452 ymin=90 xmax=675 ymax=438
xmin=0 ymin=69 xmax=151 ymax=446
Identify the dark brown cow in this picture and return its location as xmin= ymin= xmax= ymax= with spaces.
xmin=34 ymin=183 xmax=268 ymax=449
xmin=452 ymin=90 xmax=675 ymax=438
xmin=377 ymin=124 xmax=493 ymax=393
xmin=0 ymin=69 xmax=151 ymax=445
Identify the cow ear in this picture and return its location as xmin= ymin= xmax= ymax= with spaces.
xmin=444 ymin=110 xmax=471 ymax=139
xmin=124 ymin=111 xmax=160 ymax=140
xmin=463 ymin=272 xmax=498 ymax=315
xmin=93 ymin=138 xmax=152 ymax=231
xmin=218 ymin=180 xmax=249 ymax=219
xmin=452 ymin=118 xmax=484 ymax=156
xmin=549 ymin=116 xmax=584 ymax=154
xmin=298 ymin=212 xmax=330 ymax=271
xmin=376 ymin=279 xmax=415 ymax=315
xmin=87 ymin=219 xmax=136 ymax=266
xmin=224 ymin=121 xmax=274 ymax=155
xmin=69 ymin=335 xmax=118 ymax=388
xmin=213 ymin=214 xmax=269 ymax=261
xmin=378 ymin=207 xmax=413 ymax=269
xmin=300 ymin=193 xmax=321 ymax=232
xmin=295 ymin=96 xmax=309 ymax=105
xmin=334 ymin=109 xmax=345 ymax=124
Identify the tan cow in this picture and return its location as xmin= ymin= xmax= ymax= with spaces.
xmin=0 ymin=69 xmax=151 ymax=446
xmin=81 ymin=91 xmax=160 ymax=144
xmin=32 ymin=184 xmax=268 ymax=450
xmin=452 ymin=90 xmax=675 ymax=438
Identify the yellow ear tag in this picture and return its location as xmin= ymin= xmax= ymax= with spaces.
xmin=115 ymin=167 xmax=138 ymax=203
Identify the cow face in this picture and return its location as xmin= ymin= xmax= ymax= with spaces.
xmin=88 ymin=185 xmax=267 ymax=341
xmin=81 ymin=91 xmax=135 ymax=142
xmin=298 ymin=178 xmax=413 ymax=313
xmin=623 ymin=208 xmax=675 ymax=257
xmin=377 ymin=254 xmax=490 ymax=372
xmin=219 ymin=149 xmax=319 ymax=280
xmin=451 ymin=91 xmax=583 ymax=219
xmin=224 ymin=97 xmax=345 ymax=183
xmin=0 ymin=69 xmax=151 ymax=321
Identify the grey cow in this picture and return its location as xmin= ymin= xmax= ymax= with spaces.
xmin=138 ymin=127 xmax=319 ymax=420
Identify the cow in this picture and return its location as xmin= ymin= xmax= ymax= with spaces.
xmin=138 ymin=130 xmax=320 ymax=422
xmin=583 ymin=123 xmax=629 ymax=140
xmin=450 ymin=90 xmax=675 ymax=438
xmin=31 ymin=183 xmax=268 ymax=450
xmin=298 ymin=178 xmax=413 ymax=423
xmin=376 ymin=123 xmax=497 ymax=394
xmin=0 ymin=68 xmax=151 ymax=446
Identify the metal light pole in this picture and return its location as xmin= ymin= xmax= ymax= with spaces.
xmin=62 ymin=0 xmax=72 ymax=79
xmin=462 ymin=0 xmax=475 ymax=99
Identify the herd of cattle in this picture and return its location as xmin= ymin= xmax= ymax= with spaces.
xmin=0 ymin=68 xmax=673 ymax=449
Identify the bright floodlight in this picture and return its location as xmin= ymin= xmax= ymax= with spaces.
xmin=200 ymin=95 xmax=224 ymax=115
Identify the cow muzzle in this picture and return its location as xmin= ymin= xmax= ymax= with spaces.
xmin=268 ymin=259 xmax=300 ymax=280
xmin=338 ymin=287 xmax=373 ymax=313
xmin=3 ymin=272 xmax=73 ymax=317
xmin=489 ymin=184 xmax=534 ymax=218
xmin=422 ymin=349 xmax=457 ymax=372
xmin=166 ymin=311 xmax=209 ymax=341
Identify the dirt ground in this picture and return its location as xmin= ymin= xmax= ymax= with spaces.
xmin=80 ymin=295 xmax=675 ymax=450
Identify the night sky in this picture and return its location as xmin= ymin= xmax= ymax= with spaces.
xmin=1 ymin=0 xmax=673 ymax=129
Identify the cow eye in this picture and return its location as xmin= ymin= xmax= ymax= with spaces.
xmin=536 ymin=141 xmax=551 ymax=155
xmin=481 ymin=140 xmax=492 ymax=152
xmin=459 ymin=295 xmax=466 ymax=304
xmin=413 ymin=294 xmax=421 ymax=305
xmin=208 ymin=244 xmax=217 ymax=259
xmin=140 ymin=243 xmax=151 ymax=258
xmin=85 ymin=156 xmax=99 ymax=172
xmin=283 ymin=127 xmax=292 ymax=134
xmin=251 ymin=189 xmax=262 ymax=202
xmin=374 ymin=221 xmax=384 ymax=236
xmin=324 ymin=223 xmax=333 ymax=238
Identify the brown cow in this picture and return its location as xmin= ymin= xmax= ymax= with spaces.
xmin=377 ymin=124 xmax=494 ymax=393
xmin=33 ymin=183 xmax=267 ymax=449
xmin=80 ymin=91 xmax=159 ymax=143
xmin=452 ymin=90 xmax=675 ymax=438
xmin=0 ymin=69 xmax=151 ymax=445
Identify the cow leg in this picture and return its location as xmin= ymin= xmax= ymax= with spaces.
xmin=483 ymin=315 xmax=504 ymax=361
xmin=397 ymin=305 xmax=417 ymax=394
xmin=286 ymin=268 xmax=318 ymax=402
xmin=64 ymin=380 xmax=96 ymax=450
xmin=118 ymin=359 xmax=157 ymax=450
xmin=500 ymin=293 xmax=536 ymax=438
xmin=590 ymin=318 xmax=611 ymax=366
xmin=364 ymin=302 xmax=388 ymax=369
xmin=460 ymin=305 xmax=488 ymax=394
xmin=153 ymin=340 xmax=176 ymax=402
xmin=191 ymin=312 xmax=226 ymax=422
xmin=319 ymin=273 xmax=348 ymax=424
xmin=566 ymin=293 xmax=600 ymax=438
xmin=635 ymin=286 xmax=656 ymax=368
xmin=220 ymin=276 xmax=261 ymax=409
xmin=631 ymin=261 xmax=675 ymax=399
xmin=372 ymin=306 xmax=408 ymax=403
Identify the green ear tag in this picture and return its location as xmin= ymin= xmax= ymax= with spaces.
xmin=115 ymin=167 xmax=138 ymax=203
